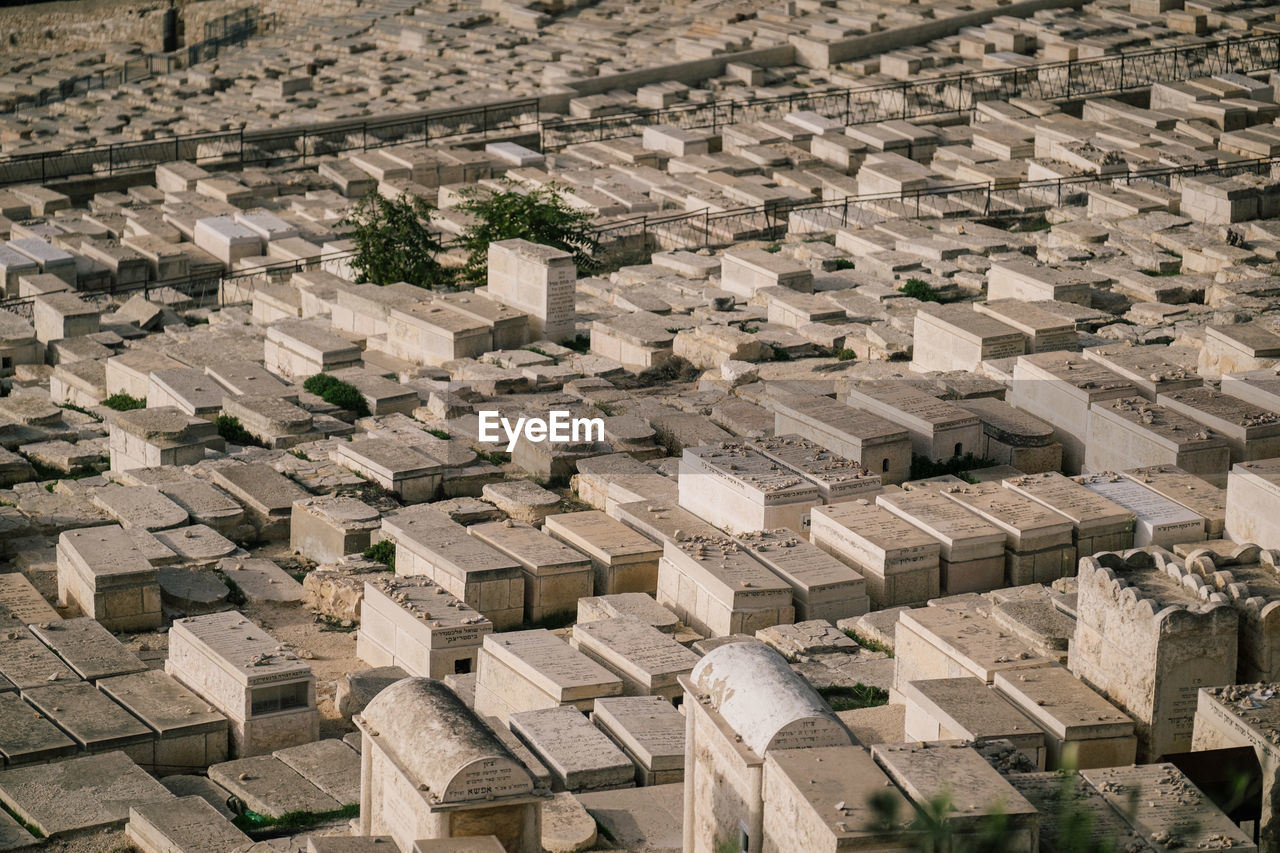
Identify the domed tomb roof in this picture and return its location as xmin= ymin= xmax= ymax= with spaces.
xmin=361 ymin=677 xmax=534 ymax=803
xmin=689 ymin=641 xmax=852 ymax=756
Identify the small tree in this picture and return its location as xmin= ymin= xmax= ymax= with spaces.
xmin=455 ymin=180 xmax=599 ymax=286
xmin=341 ymin=192 xmax=448 ymax=288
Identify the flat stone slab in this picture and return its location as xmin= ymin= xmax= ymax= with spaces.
xmin=482 ymin=479 xmax=562 ymax=524
xmin=208 ymin=755 xmax=341 ymax=819
xmin=28 ymin=617 xmax=147 ymax=681
xmin=756 ymin=619 xmax=858 ymax=660
xmin=576 ymin=783 xmax=683 ymax=853
xmin=97 ymin=669 xmax=227 ymax=738
xmin=158 ymin=566 xmax=231 ymax=613
xmin=591 ymin=695 xmax=685 ymax=775
xmin=153 ymin=524 xmax=239 ymax=563
xmin=0 ymin=751 xmax=173 ymax=837
xmin=92 ymin=484 xmax=189 ymax=531
xmin=160 ymin=775 xmax=237 ymax=819
xmin=577 ymin=593 xmax=679 ymax=633
xmin=0 ymin=691 xmax=77 ymax=766
xmin=0 ymin=573 xmax=59 ymax=624
xmin=0 ymin=808 xmax=34 ymax=852
xmin=273 ymin=739 xmax=361 ymax=806
xmin=218 ymin=557 xmax=305 ymax=603
xmin=22 ymin=681 xmax=153 ymax=751
xmin=509 ymin=706 xmax=635 ymax=793
xmin=542 ymin=791 xmax=597 ymax=853
xmin=0 ymin=626 xmax=77 ymax=689
xmin=127 ymin=795 xmax=252 ymax=853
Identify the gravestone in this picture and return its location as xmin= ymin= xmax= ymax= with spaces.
xmin=877 ymin=489 xmax=1007 ymax=595
xmin=901 ymin=676 xmax=1047 ymax=768
xmin=810 ymin=501 xmax=941 ymax=608
xmin=356 ymin=575 xmax=492 ymax=679
xmin=469 ymin=520 xmax=593 ymax=624
xmin=871 ymin=742 xmax=1038 ymax=850
xmin=28 ymin=617 xmax=147 ymax=681
xmin=56 ymin=524 xmax=161 ymax=630
xmin=474 ymin=629 xmax=623 ymax=724
xmin=591 ymin=696 xmax=685 ymax=786
xmin=939 ymin=481 xmax=1076 ymax=586
xmin=509 ymin=706 xmax=636 ymax=793
xmin=656 ymin=535 xmax=794 ymax=637
xmin=1076 ymin=473 xmax=1207 ymax=548
xmin=0 ymin=751 xmax=172 ymax=837
xmin=570 ymin=617 xmax=699 ymax=701
xmin=166 ymin=611 xmax=318 ymax=757
xmin=98 ymin=668 xmax=229 ymax=775
xmin=994 ymin=664 xmax=1137 ymax=770
xmin=22 ymin=681 xmax=154 ymax=765
xmin=736 ymin=529 xmax=869 ymax=621
xmin=544 ymin=511 xmax=662 ymax=596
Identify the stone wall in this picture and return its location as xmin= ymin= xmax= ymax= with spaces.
xmin=0 ymin=0 xmax=246 ymax=58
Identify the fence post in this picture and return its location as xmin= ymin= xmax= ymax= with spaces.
xmin=108 ymin=144 xmax=114 ymax=176
xmin=901 ymin=82 xmax=909 ymax=119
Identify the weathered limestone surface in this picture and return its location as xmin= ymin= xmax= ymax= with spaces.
xmin=1071 ymin=549 xmax=1238 ymax=760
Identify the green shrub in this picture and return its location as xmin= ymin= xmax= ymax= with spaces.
xmin=363 ymin=540 xmax=395 ymax=569
xmin=831 ymin=258 xmax=855 ymax=271
xmin=898 ymin=278 xmax=941 ymax=302
xmin=215 ymin=415 xmax=262 ymax=447
xmin=837 ymin=348 xmax=857 ymax=361
xmin=302 ymin=373 xmax=339 ymax=396
xmin=103 ymin=392 xmax=146 ymax=411
xmin=303 ymin=373 xmax=370 ymax=418
xmin=816 ymin=683 xmax=888 ymax=712
xmin=842 ymin=629 xmax=892 ymax=656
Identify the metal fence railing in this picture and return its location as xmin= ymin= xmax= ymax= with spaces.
xmin=0 ymin=97 xmax=541 ymax=186
xmin=2 ymin=31 xmax=1278 ymax=186
xmin=1 ymin=9 xmax=276 ymax=115
xmin=1 ymin=153 xmax=1276 ymax=323
xmin=587 ymin=153 xmax=1280 ymax=258
xmin=0 ymin=250 xmax=354 ymax=323
xmin=540 ymin=32 xmax=1280 ymax=149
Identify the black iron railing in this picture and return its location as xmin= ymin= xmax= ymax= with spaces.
xmin=1 ymin=32 xmax=1278 ymax=186
xmin=540 ymin=32 xmax=1280 ymax=149
xmin=1 ymin=153 xmax=1276 ymax=321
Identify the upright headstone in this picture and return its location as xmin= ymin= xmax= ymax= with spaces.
xmin=487 ymin=238 xmax=576 ymax=342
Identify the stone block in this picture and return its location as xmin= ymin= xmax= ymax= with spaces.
xmin=509 ymin=706 xmax=635 ymax=793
